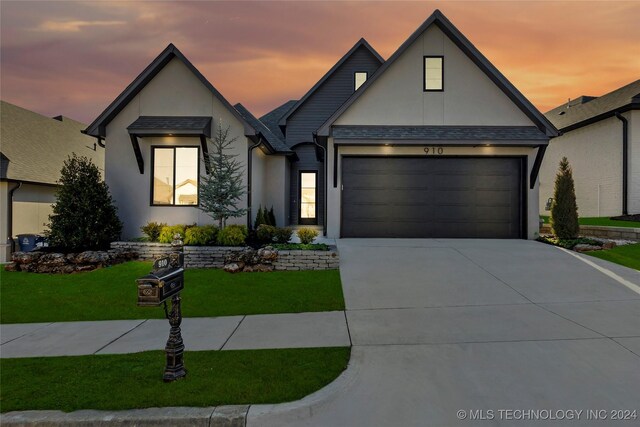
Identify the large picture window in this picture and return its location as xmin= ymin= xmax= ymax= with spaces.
xmin=152 ymin=146 xmax=199 ymax=206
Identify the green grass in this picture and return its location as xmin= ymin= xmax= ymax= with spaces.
xmin=0 ymin=262 xmax=344 ymax=324
xmin=0 ymin=347 xmax=350 ymax=413
xmin=585 ymin=243 xmax=640 ymax=271
xmin=540 ymin=216 xmax=640 ymax=228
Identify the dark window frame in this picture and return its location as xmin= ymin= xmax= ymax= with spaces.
xmin=298 ymin=170 xmax=318 ymax=225
xmin=354 ymin=71 xmax=368 ymax=91
xmin=423 ymin=55 xmax=444 ymax=92
xmin=150 ymin=145 xmax=200 ymax=207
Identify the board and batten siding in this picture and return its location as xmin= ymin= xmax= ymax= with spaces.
xmin=286 ymin=44 xmax=382 ymax=225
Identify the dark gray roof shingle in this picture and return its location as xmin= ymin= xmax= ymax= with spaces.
xmin=234 ymin=104 xmax=291 ymax=153
xmin=545 ymin=79 xmax=640 ymax=131
xmin=127 ymin=116 xmax=212 ymax=133
xmin=260 ymin=100 xmax=297 ymax=141
xmin=332 ymin=125 xmax=549 ymax=141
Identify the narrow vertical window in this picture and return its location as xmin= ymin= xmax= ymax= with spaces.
xmin=424 ymin=56 xmax=443 ymax=91
xmin=299 ymin=171 xmax=317 ymax=224
xmin=152 ymin=146 xmax=199 ymax=206
xmin=354 ymin=72 xmax=368 ymax=91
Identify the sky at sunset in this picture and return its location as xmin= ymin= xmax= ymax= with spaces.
xmin=1 ymin=1 xmax=639 ymax=125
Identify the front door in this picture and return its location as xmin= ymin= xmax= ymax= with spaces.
xmin=299 ymin=171 xmax=318 ymax=225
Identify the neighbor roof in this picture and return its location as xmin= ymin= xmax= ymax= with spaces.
xmin=1 ymin=101 xmax=104 ymax=185
xmin=317 ymin=10 xmax=558 ymax=138
xmin=278 ymin=38 xmax=384 ymax=127
xmin=85 ymin=43 xmax=256 ymax=139
xmin=332 ymin=125 xmax=549 ymax=142
xmin=234 ymin=104 xmax=292 ymax=154
xmin=545 ymin=79 xmax=640 ymax=131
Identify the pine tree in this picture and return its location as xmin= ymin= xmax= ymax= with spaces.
xmin=199 ymin=120 xmax=247 ymax=228
xmin=550 ymin=157 xmax=579 ymax=239
xmin=268 ymin=206 xmax=276 ymax=227
xmin=48 ymin=154 xmax=122 ymax=251
xmin=254 ymin=205 xmax=266 ymax=228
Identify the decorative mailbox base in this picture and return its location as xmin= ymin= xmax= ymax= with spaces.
xmin=163 ymin=294 xmax=186 ymax=382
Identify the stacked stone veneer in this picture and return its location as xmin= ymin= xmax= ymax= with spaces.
xmin=539 ymin=224 xmax=640 ymax=241
xmin=110 ymin=242 xmax=339 ymax=270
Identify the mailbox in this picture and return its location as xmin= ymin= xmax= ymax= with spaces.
xmin=136 ymin=255 xmax=184 ymax=306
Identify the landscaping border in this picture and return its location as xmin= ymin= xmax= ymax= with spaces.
xmin=110 ymin=242 xmax=340 ymax=271
xmin=540 ymin=224 xmax=640 ymax=241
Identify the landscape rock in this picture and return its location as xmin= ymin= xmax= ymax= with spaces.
xmin=573 ymin=244 xmax=602 ymax=253
xmin=9 ymin=249 xmax=137 ymax=274
xmin=223 ymin=246 xmax=279 ymax=273
xmin=224 ymin=262 xmax=244 ymax=273
xmin=602 ymin=241 xmax=617 ymax=250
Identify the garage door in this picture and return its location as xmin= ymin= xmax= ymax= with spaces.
xmin=341 ymin=157 xmax=524 ymax=238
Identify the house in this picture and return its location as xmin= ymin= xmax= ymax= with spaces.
xmin=539 ymin=80 xmax=639 ymax=217
xmin=0 ymin=101 xmax=104 ymax=262
xmin=85 ymin=10 xmax=557 ymax=240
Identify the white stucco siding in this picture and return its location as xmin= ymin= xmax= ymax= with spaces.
xmin=538 ymin=116 xmax=624 ymax=217
xmin=629 ymin=110 xmax=640 ymax=214
xmin=326 ymin=142 xmax=540 ymax=239
xmin=0 ymin=182 xmax=10 ymax=262
xmin=251 ymin=148 xmax=267 ymax=226
xmin=335 ymin=25 xmax=534 ymax=127
xmin=264 ymin=155 xmax=289 ymax=227
xmin=104 ymin=58 xmax=251 ymax=238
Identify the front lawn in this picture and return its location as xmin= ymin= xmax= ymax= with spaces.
xmin=1 ymin=262 xmax=344 ymax=324
xmin=0 ymin=347 xmax=350 ymax=413
xmin=585 ymin=243 xmax=640 ymax=271
xmin=540 ymin=216 xmax=640 ymax=228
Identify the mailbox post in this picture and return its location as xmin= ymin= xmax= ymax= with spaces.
xmin=136 ymin=235 xmax=186 ymax=382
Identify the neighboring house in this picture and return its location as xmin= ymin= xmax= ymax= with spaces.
xmin=539 ymin=80 xmax=639 ymax=217
xmin=85 ymin=10 xmax=557 ymax=240
xmin=0 ymin=101 xmax=104 ymax=262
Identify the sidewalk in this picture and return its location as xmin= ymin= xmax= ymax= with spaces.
xmin=0 ymin=311 xmax=350 ymax=358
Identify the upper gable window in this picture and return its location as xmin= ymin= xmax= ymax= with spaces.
xmin=354 ymin=72 xmax=368 ymax=91
xmin=424 ymin=56 xmax=443 ymax=91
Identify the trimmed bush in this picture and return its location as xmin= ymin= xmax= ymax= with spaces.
xmin=550 ymin=157 xmax=579 ymax=239
xmin=267 ymin=207 xmax=276 ymax=227
xmin=47 ymin=154 xmax=122 ymax=251
xmin=297 ymin=228 xmax=318 ymax=245
xmin=217 ymin=224 xmax=248 ymax=246
xmin=140 ymin=222 xmax=167 ymax=242
xmin=158 ymin=225 xmax=186 ymax=244
xmin=256 ymin=224 xmax=276 ymax=243
xmin=254 ymin=205 xmax=267 ymax=228
xmin=184 ymin=225 xmax=218 ymax=246
xmin=274 ymin=227 xmax=293 ymax=244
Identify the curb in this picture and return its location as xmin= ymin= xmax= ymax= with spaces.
xmin=0 ymin=405 xmax=249 ymax=427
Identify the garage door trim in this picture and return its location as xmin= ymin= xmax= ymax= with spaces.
xmin=339 ymin=155 xmax=528 ymax=239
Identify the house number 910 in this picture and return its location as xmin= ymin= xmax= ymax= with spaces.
xmin=424 ymin=147 xmax=444 ymax=155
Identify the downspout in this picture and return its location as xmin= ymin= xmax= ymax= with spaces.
xmin=312 ymin=133 xmax=328 ymax=236
xmin=247 ymin=135 xmax=263 ymax=230
xmin=615 ymin=112 xmax=629 ymax=215
xmin=7 ymin=181 xmax=22 ymax=254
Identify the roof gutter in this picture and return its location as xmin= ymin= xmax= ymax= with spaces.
xmin=615 ymin=112 xmax=629 ymax=215
xmin=247 ymin=135 xmax=264 ymax=230
xmin=312 ymin=132 xmax=328 ymax=236
xmin=80 ymin=130 xmax=105 ymax=148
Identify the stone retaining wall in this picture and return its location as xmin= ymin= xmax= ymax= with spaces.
xmin=110 ymin=242 xmax=339 ymax=270
xmin=539 ymin=224 xmax=640 ymax=241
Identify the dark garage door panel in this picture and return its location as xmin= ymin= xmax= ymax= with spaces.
xmin=341 ymin=157 xmax=524 ymax=238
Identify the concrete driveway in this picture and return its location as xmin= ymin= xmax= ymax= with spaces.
xmin=249 ymin=239 xmax=640 ymax=426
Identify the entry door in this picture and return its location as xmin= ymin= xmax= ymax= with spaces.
xmin=299 ymin=171 xmax=318 ymax=225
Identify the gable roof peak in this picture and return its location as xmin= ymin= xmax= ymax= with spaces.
xmin=318 ymin=9 xmax=558 ymax=137
xmin=278 ymin=37 xmax=384 ymax=126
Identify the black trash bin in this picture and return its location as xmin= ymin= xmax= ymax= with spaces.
xmin=16 ymin=234 xmax=46 ymax=252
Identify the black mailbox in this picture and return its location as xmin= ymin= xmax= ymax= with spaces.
xmin=137 ymin=255 xmax=184 ymax=306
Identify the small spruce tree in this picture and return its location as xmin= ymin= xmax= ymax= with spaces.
xmin=48 ymin=154 xmax=122 ymax=251
xmin=254 ymin=205 xmax=266 ymax=228
xmin=199 ymin=120 xmax=247 ymax=228
xmin=550 ymin=157 xmax=579 ymax=239
xmin=268 ymin=206 xmax=276 ymax=227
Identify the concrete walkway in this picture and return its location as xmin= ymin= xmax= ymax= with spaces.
xmin=248 ymin=239 xmax=640 ymax=426
xmin=0 ymin=311 xmax=350 ymax=358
